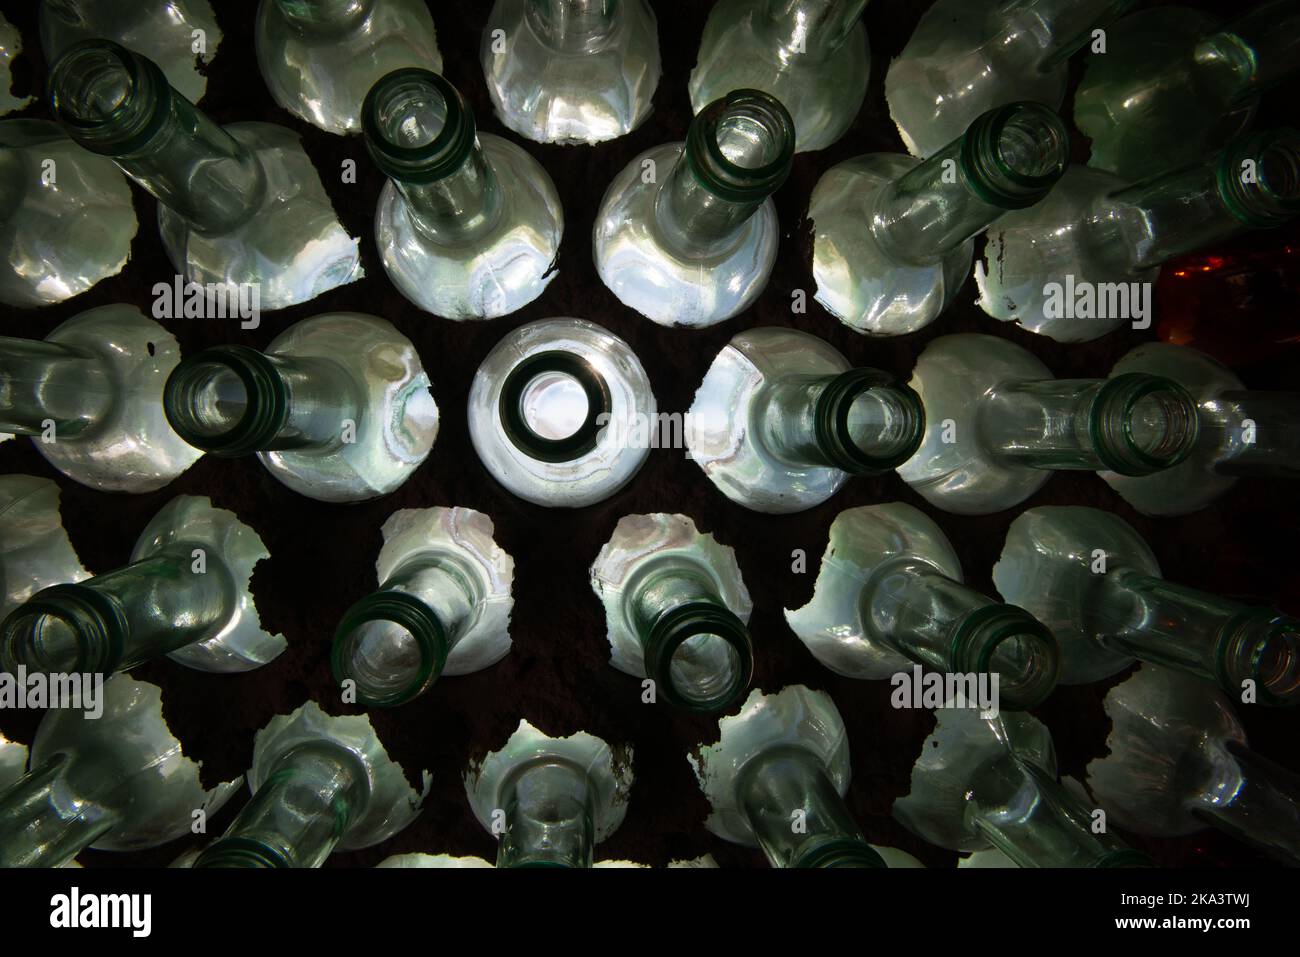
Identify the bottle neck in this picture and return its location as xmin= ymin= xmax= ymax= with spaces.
xmin=0 ymin=753 xmax=121 ymax=868
xmin=496 ymin=759 xmax=596 ymax=868
xmin=331 ymin=555 xmax=484 ymax=707
xmin=979 ymin=374 xmax=1199 ymax=476
xmin=1093 ymin=569 xmax=1300 ymax=706
xmin=1108 ymin=129 xmax=1300 ymax=271
xmin=0 ymin=338 xmax=114 ymax=438
xmin=0 ymin=550 xmax=238 ymax=678
xmin=1206 ymin=0 xmax=1300 ymax=101
xmin=653 ymin=90 xmax=794 ymax=257
xmin=48 ymin=40 xmax=266 ymax=234
xmin=526 ymin=0 xmax=623 ymax=53
xmin=1193 ymin=740 xmax=1300 ymax=865
xmin=967 ymin=756 xmax=1149 ymax=867
xmin=738 ymin=746 xmax=885 ymax=868
xmin=870 ymin=102 xmax=1068 ymax=267
xmin=164 ymin=345 xmax=361 ymax=457
xmin=755 ymin=0 xmax=869 ymax=62
xmin=993 ymin=0 xmax=1134 ymax=73
xmin=629 ymin=564 xmax=752 ymax=712
xmin=195 ymin=741 xmax=369 ymax=868
xmin=273 ymin=0 xmax=375 ymax=37
xmin=1202 ymin=390 xmax=1300 ymax=477
xmin=759 ymin=369 xmax=925 ymax=475
xmin=860 ymin=559 xmax=1059 ymax=710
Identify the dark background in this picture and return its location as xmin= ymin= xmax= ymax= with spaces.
xmin=1 ymin=0 xmax=1298 ymax=868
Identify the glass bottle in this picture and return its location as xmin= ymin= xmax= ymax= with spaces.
xmin=786 ymin=503 xmax=1060 ymax=712
xmin=40 ymin=0 xmax=221 ymax=104
xmin=894 ymin=705 xmax=1151 ymax=867
xmin=0 ymin=475 xmax=88 ymax=619
xmin=691 ymin=685 xmax=888 ymax=868
xmin=332 ymin=507 xmax=514 ymax=707
xmin=0 ymin=495 xmax=285 ymax=678
xmin=994 ymin=505 xmax=1300 ymax=706
xmin=0 ymin=305 xmax=202 ymax=493
xmin=163 ymin=313 xmax=439 ymax=503
xmin=977 ymin=128 xmax=1300 ymax=342
xmin=47 ymin=40 xmax=362 ymax=311
xmin=1 ymin=14 xmax=32 ymax=115
xmin=1075 ymin=1 xmax=1300 ymax=182
xmin=465 ymin=719 xmax=630 ymax=868
xmin=363 ymin=67 xmax=562 ymax=320
xmin=1100 ymin=343 xmax=1300 ymax=515
xmin=689 ymin=0 xmax=869 ymax=153
xmin=194 ymin=701 xmax=428 ymax=867
xmin=593 ymin=88 xmax=794 ymax=328
xmin=591 ymin=513 xmax=753 ymax=712
xmin=256 ymin=0 xmax=442 ymax=135
xmin=1089 ymin=664 xmax=1300 ymax=865
xmin=0 ymin=676 xmax=240 ymax=868
xmin=482 ymin=0 xmax=661 ymax=144
xmin=886 ymin=0 xmax=1133 ymax=158
xmin=687 ymin=327 xmax=924 ymax=512
xmin=897 ymin=333 xmax=1200 ymax=515
xmin=811 ymin=101 xmax=1068 ymax=336
xmin=468 ymin=318 xmax=656 ymax=507
xmin=0 ymin=119 xmax=136 ymax=308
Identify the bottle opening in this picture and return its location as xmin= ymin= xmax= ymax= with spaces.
xmin=961 ymin=102 xmax=1069 ymax=209
xmin=499 ymin=351 xmax=611 ymax=463
xmin=644 ymin=601 xmax=753 ymax=712
xmin=1093 ymin=374 xmax=1199 ymax=476
xmin=0 ymin=610 xmax=83 ymax=674
xmin=1219 ymin=129 xmax=1300 ymax=227
xmin=715 ymin=111 xmax=785 ymax=169
xmin=375 ymin=81 xmax=448 ymax=149
xmin=0 ymin=584 xmax=124 ymax=676
xmin=950 ymin=603 xmax=1060 ymax=711
xmin=164 ymin=347 xmax=289 ymax=457
xmin=687 ymin=89 xmax=795 ymax=201
xmin=176 ymin=363 xmax=249 ymax=439
xmin=793 ymin=838 xmax=888 ymax=869
xmin=519 ymin=371 xmax=590 ymax=441
xmin=670 ymin=632 xmax=743 ymax=705
xmin=1256 ymin=625 xmax=1300 ymax=703
xmin=1220 ymin=611 xmax=1300 ymax=706
xmin=331 ymin=590 xmax=447 ymax=707
xmin=362 ymin=69 xmax=474 ymax=183
xmin=48 ymin=40 xmax=165 ymax=154
xmin=814 ymin=369 xmax=925 ymax=474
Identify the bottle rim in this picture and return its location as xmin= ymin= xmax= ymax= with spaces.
xmin=813 ymin=369 xmax=926 ymax=475
xmin=498 ymin=351 xmax=613 ymax=463
xmin=959 ymin=101 xmax=1069 ymax=210
xmin=948 ymin=602 xmax=1061 ymax=711
xmin=362 ymin=68 xmax=476 ymax=184
xmin=1090 ymin=373 xmax=1200 ymax=476
xmin=0 ymin=583 xmax=127 ymax=676
xmin=163 ymin=346 xmax=291 ymax=457
xmin=643 ymin=600 xmax=753 ymax=712
xmin=330 ymin=589 xmax=449 ymax=708
xmin=48 ymin=39 xmax=170 ymax=156
xmin=685 ymin=88 xmax=795 ymax=202
xmin=1217 ymin=128 xmax=1300 ymax=228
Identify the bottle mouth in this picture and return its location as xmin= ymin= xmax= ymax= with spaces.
xmin=1218 ymin=128 xmax=1300 ymax=228
xmin=193 ymin=836 xmax=293 ymax=868
xmin=1217 ymin=609 xmax=1300 ymax=707
xmin=948 ymin=603 xmax=1060 ymax=711
xmin=499 ymin=351 xmax=612 ymax=463
xmin=163 ymin=346 xmax=289 ymax=457
xmin=1091 ymin=373 xmax=1200 ymax=476
xmin=48 ymin=39 xmax=169 ymax=155
xmin=331 ymin=590 xmax=448 ymax=708
xmin=814 ymin=369 xmax=925 ymax=475
xmin=362 ymin=68 xmax=476 ymax=184
xmin=791 ymin=838 xmax=888 ymax=869
xmin=642 ymin=601 xmax=753 ymax=712
xmin=960 ymin=101 xmax=1069 ymax=209
xmin=686 ymin=89 xmax=795 ymax=202
xmin=0 ymin=584 xmax=126 ymax=676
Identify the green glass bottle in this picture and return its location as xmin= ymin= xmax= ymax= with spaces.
xmin=0 ymin=676 xmax=240 ymax=868
xmin=332 ymin=507 xmax=514 ymax=707
xmin=194 ymin=702 xmax=428 ymax=867
xmin=1075 ymin=1 xmax=1300 ymax=182
xmin=47 ymin=40 xmax=362 ymax=311
xmin=994 ymin=506 xmax=1300 ymax=706
xmin=0 ymin=475 xmax=88 ymax=619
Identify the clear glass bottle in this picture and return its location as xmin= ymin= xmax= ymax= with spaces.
xmin=47 ymin=40 xmax=362 ymax=311
xmin=0 ymin=475 xmax=88 ymax=621
xmin=0 ymin=305 xmax=202 ymax=493
xmin=0 ymin=119 xmax=136 ymax=308
xmin=363 ymin=67 xmax=563 ymax=319
xmin=897 ymin=333 xmax=1200 ymax=515
xmin=1 ymin=14 xmax=32 ymax=115
xmin=593 ymin=89 xmax=794 ymax=328
xmin=0 ymin=676 xmax=240 ymax=868
xmin=194 ymin=702 xmax=428 ymax=867
xmin=332 ymin=507 xmax=514 ymax=707
xmin=1075 ymin=1 xmax=1300 ymax=182
xmin=591 ymin=513 xmax=753 ymax=712
xmin=0 ymin=495 xmax=285 ymax=678
xmin=468 ymin=318 xmax=656 ymax=507
xmin=894 ymin=706 xmax=1151 ymax=867
xmin=1101 ymin=343 xmax=1300 ymax=516
xmin=40 ymin=0 xmax=221 ymax=104
xmin=977 ymin=129 xmax=1300 ymax=342
xmin=687 ymin=327 xmax=924 ymax=512
xmin=810 ymin=101 xmax=1068 ymax=336
xmin=465 ymin=719 xmax=631 ymax=868
xmin=256 ymin=0 xmax=443 ymax=135
xmin=786 ymin=504 xmax=1060 ymax=711
xmin=1089 ymin=664 xmax=1300 ymax=864
xmin=691 ymin=686 xmax=889 ymax=868
xmin=994 ymin=505 xmax=1300 ymax=706
xmin=482 ymin=0 xmax=661 ymax=144
xmin=163 ymin=313 xmax=439 ymax=503
xmin=886 ymin=0 xmax=1133 ymax=158
xmin=689 ymin=0 xmax=869 ymax=153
